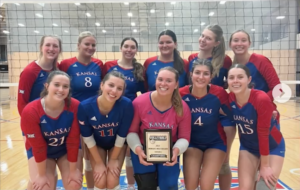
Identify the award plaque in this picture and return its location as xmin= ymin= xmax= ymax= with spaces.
xmin=143 ymin=129 xmax=172 ymax=163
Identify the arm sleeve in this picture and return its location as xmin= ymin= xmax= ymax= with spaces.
xmin=102 ymin=61 xmax=110 ymax=78
xmin=258 ymin=57 xmax=281 ymax=101
xmin=137 ymin=80 xmax=147 ymax=94
xmin=256 ymin=94 xmax=273 ymax=155
xmin=218 ymin=88 xmax=233 ymax=126
xmin=66 ymin=102 xmax=81 ymax=162
xmin=17 ymin=70 xmax=38 ymax=115
xmin=223 ymin=55 xmax=232 ymax=81
xmin=117 ymin=101 xmax=134 ymax=137
xmin=58 ymin=60 xmax=69 ymax=72
xmin=21 ymin=105 xmax=47 ymax=162
xmin=143 ymin=60 xmax=150 ymax=91
xmin=128 ymin=99 xmax=141 ymax=133
xmin=183 ymin=59 xmax=190 ymax=85
xmin=77 ymin=103 xmax=93 ymax=137
xmin=177 ymin=102 xmax=192 ymax=142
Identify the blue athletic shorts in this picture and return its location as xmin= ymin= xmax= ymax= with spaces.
xmin=240 ymin=137 xmax=285 ymax=158
xmin=189 ymin=142 xmax=227 ymax=153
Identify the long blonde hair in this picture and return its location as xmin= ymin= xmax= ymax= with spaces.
xmin=204 ymin=25 xmax=225 ymax=77
xmin=158 ymin=66 xmax=183 ymax=116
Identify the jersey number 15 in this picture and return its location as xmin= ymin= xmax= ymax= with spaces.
xmin=237 ymin=123 xmax=254 ymax=134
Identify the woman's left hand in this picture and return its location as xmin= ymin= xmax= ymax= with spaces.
xmin=107 ymin=159 xmax=120 ymax=178
xmin=164 ymin=148 xmax=179 ymax=167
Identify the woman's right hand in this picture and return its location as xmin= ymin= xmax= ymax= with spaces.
xmin=135 ymin=146 xmax=153 ymax=166
xmin=93 ymin=163 xmax=107 ymax=183
xmin=32 ymin=174 xmax=50 ymax=190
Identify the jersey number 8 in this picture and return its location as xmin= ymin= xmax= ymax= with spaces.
xmin=85 ymin=77 xmax=92 ymax=87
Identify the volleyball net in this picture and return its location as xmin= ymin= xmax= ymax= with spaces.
xmin=0 ymin=0 xmax=299 ymax=100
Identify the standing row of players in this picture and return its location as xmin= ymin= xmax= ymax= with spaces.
xmin=18 ymin=24 xmax=284 ymax=190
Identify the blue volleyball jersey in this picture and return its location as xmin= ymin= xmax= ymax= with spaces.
xmin=179 ymin=85 xmax=232 ymax=145
xmin=245 ymin=53 xmax=280 ymax=102
xmin=78 ymin=95 xmax=134 ymax=149
xmin=21 ymin=98 xmax=80 ymax=162
xmin=228 ymin=89 xmax=283 ymax=155
xmin=59 ymin=57 xmax=104 ymax=102
xmin=18 ymin=61 xmax=55 ymax=115
xmin=188 ymin=53 xmax=232 ymax=87
xmin=143 ymin=56 xmax=189 ymax=91
xmin=103 ymin=60 xmax=146 ymax=101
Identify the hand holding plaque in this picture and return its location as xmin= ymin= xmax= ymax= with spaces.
xmin=143 ymin=129 xmax=173 ymax=163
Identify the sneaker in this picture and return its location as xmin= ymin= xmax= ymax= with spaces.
xmin=127 ymin=186 xmax=135 ymax=190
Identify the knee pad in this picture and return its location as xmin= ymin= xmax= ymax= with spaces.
xmin=84 ymin=159 xmax=92 ymax=171
xmin=256 ymin=178 xmax=276 ymax=190
xmin=107 ymin=185 xmax=120 ymax=190
xmin=219 ymin=163 xmax=231 ymax=175
xmin=94 ymin=187 xmax=106 ymax=190
xmin=134 ymin=172 xmax=157 ymax=190
xmin=125 ymin=156 xmax=133 ymax=167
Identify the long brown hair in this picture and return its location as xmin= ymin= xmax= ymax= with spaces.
xmin=158 ymin=66 xmax=183 ymax=116
xmin=40 ymin=70 xmax=72 ymax=109
xmin=39 ymin=35 xmax=62 ymax=70
xmin=204 ymin=25 xmax=225 ymax=77
xmin=120 ymin=37 xmax=144 ymax=81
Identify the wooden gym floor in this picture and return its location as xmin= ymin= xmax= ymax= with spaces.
xmin=0 ymin=88 xmax=299 ymax=190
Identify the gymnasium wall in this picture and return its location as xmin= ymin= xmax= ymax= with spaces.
xmin=3 ymin=0 xmax=299 ymax=99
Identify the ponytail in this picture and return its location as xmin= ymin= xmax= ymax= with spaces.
xmin=173 ymin=49 xmax=185 ymax=75
xmin=172 ymin=87 xmax=183 ymax=116
xmin=211 ymin=35 xmax=225 ymax=77
xmin=132 ymin=58 xmax=144 ymax=81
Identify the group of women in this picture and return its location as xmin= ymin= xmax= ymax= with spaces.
xmin=18 ymin=24 xmax=285 ymax=190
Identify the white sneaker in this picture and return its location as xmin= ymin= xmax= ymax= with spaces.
xmin=127 ymin=186 xmax=135 ymax=190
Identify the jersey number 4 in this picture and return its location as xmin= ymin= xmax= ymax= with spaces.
xmin=237 ymin=123 xmax=254 ymax=134
xmin=194 ymin=116 xmax=203 ymax=126
xmin=49 ymin=136 xmax=65 ymax=146
xmin=99 ymin=128 xmax=114 ymax=137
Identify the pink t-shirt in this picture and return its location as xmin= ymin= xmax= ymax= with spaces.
xmin=128 ymin=92 xmax=192 ymax=144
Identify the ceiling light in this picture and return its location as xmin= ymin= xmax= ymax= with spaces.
xmin=18 ymin=23 xmax=25 ymax=27
xmin=74 ymin=3 xmax=80 ymax=6
xmin=150 ymin=9 xmax=155 ymax=13
xmin=131 ymin=22 xmax=135 ymax=26
xmin=167 ymin=12 xmax=173 ymax=17
xmin=220 ymin=1 xmax=226 ymax=4
xmin=251 ymin=28 xmax=255 ymax=31
xmin=0 ymin=15 xmax=2 ymax=18
xmin=102 ymin=30 xmax=106 ymax=33
xmin=124 ymin=2 xmax=129 ymax=5
xmin=64 ymin=30 xmax=69 ymax=33
xmin=35 ymin=13 xmax=43 ymax=17
xmin=127 ymin=12 xmax=133 ymax=17
xmin=165 ymin=22 xmax=169 ymax=26
xmin=0 ymin=3 xmax=3 ymax=7
xmin=201 ymin=22 xmax=206 ymax=26
xmin=276 ymin=16 xmax=285 ymax=19
xmin=209 ymin=12 xmax=214 ymax=16
xmin=34 ymin=30 xmax=39 ymax=33
xmin=194 ymin=29 xmax=199 ymax=33
xmin=14 ymin=3 xmax=20 ymax=6
xmin=3 ymin=30 xmax=9 ymax=34
xmin=52 ymin=23 xmax=58 ymax=26
xmin=38 ymin=3 xmax=45 ymax=7
xmin=86 ymin=13 xmax=91 ymax=17
xmin=171 ymin=2 xmax=176 ymax=4
xmin=95 ymin=22 xmax=100 ymax=26
xmin=133 ymin=29 xmax=137 ymax=33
